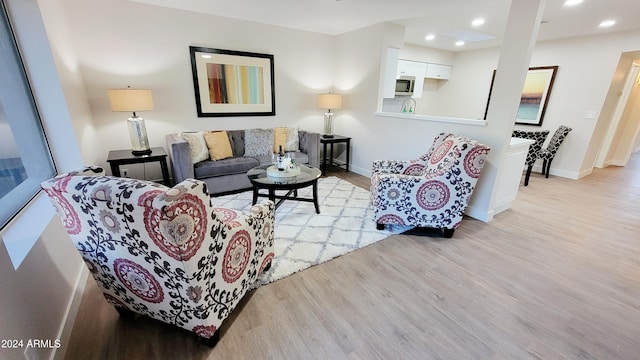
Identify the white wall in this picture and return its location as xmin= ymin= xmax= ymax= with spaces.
xmin=55 ymin=0 xmax=335 ymax=181
xmin=1 ymin=0 xmax=86 ymax=359
xmin=9 ymin=0 xmax=637 ymax=356
xmin=428 ymin=48 xmax=499 ymax=119
xmin=523 ymin=33 xmax=635 ymax=178
xmin=409 ymin=30 xmax=640 ymax=179
xmin=52 ymin=0 xmax=640 ymax=185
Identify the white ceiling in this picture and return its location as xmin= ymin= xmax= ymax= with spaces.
xmin=133 ymin=0 xmax=640 ymax=52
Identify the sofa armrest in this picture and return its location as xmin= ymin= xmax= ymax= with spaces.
xmin=165 ymin=133 xmax=194 ymax=184
xmin=299 ymin=130 xmax=320 ymax=168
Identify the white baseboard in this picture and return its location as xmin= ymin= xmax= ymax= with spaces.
xmin=465 ymin=205 xmax=494 ymax=222
xmin=531 ymin=164 xmax=580 ymax=180
xmin=52 ymin=266 xmax=89 ymax=360
xmin=492 ymin=198 xmax=514 ymax=216
xmin=578 ymin=167 xmax=593 ymax=179
xmin=350 ymin=164 xmax=371 ymax=178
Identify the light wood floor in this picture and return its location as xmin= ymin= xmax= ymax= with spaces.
xmin=63 ymin=156 xmax=640 ymax=359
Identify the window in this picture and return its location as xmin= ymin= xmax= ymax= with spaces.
xmin=0 ymin=1 xmax=55 ymax=229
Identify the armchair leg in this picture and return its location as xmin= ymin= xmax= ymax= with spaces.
xmin=199 ymin=329 xmax=221 ymax=348
xmin=542 ymin=159 xmax=547 ymax=175
xmin=442 ymin=228 xmax=455 ymax=238
xmin=114 ymin=306 xmax=135 ymax=319
xmin=376 ymin=223 xmax=385 ymax=230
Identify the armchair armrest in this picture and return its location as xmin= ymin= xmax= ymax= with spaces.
xmin=166 ymin=133 xmax=194 ymax=184
xmin=372 ymin=159 xmax=428 ymax=175
xmin=212 ymin=199 xmax=275 ymax=280
xmin=227 ymin=200 xmax=275 ymax=228
xmin=299 ymin=130 xmax=320 ymax=168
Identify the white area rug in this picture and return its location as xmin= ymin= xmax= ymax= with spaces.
xmin=213 ymin=176 xmax=406 ymax=286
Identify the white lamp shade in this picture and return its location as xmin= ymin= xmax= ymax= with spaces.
xmin=317 ymin=93 xmax=342 ymax=110
xmin=108 ymin=89 xmax=154 ymax=112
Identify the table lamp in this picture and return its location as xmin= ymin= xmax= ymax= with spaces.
xmin=317 ymin=93 xmax=342 ymax=138
xmin=108 ymin=88 xmax=154 ymax=155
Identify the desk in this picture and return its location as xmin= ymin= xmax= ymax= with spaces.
xmin=106 ymin=147 xmax=171 ymax=186
xmin=320 ymin=135 xmax=351 ymax=176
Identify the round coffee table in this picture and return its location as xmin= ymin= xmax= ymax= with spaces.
xmin=247 ymin=164 xmax=322 ymax=213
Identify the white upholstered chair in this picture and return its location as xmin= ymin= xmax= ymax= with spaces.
xmin=41 ymin=166 xmax=274 ymax=347
xmin=370 ymin=133 xmax=490 ymax=238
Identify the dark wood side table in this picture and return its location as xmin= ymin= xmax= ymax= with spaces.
xmin=320 ymin=135 xmax=351 ymax=176
xmin=106 ymin=147 xmax=171 ymax=186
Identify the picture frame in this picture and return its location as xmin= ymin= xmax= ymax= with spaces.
xmin=484 ymin=66 xmax=558 ymax=126
xmin=189 ymin=46 xmax=275 ymax=117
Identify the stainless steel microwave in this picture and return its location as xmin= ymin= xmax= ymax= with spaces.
xmin=395 ymin=76 xmax=415 ymax=96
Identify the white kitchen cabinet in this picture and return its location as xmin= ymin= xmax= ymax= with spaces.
xmin=382 ymin=47 xmax=400 ymax=98
xmin=425 ymin=63 xmax=452 ymax=79
xmin=397 ymin=60 xmax=426 ymax=78
xmin=397 ymin=60 xmax=426 ymax=98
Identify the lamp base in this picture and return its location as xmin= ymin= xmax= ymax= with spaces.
xmin=128 ymin=115 xmax=152 ymax=156
xmin=322 ymin=134 xmax=335 ymax=138
xmin=323 ymin=111 xmax=335 ymax=139
xmin=132 ymin=149 xmax=152 ymax=156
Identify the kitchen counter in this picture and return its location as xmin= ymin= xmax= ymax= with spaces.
xmin=375 ymin=111 xmax=488 ymax=126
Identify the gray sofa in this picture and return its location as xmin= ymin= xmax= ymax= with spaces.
xmin=166 ymin=129 xmax=320 ymax=195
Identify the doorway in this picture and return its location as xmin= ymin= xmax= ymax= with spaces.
xmin=595 ymin=58 xmax=640 ymax=168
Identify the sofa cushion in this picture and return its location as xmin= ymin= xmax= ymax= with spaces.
xmin=204 ymin=131 xmax=233 ymax=161
xmin=227 ymin=130 xmax=245 ymax=157
xmin=194 ymin=157 xmax=259 ymax=179
xmin=244 ymin=129 xmax=274 ymax=157
xmin=181 ymin=131 xmax=209 ymax=164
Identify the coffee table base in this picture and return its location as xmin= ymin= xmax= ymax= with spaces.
xmin=252 ymin=182 xmax=320 ymax=214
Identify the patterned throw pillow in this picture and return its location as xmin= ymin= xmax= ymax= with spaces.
xmin=181 ymin=131 xmax=209 ymax=164
xmin=204 ymin=131 xmax=233 ymax=161
xmin=244 ymin=129 xmax=274 ymax=156
xmin=273 ymin=127 xmax=300 ymax=153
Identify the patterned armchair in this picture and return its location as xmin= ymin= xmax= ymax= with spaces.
xmin=41 ymin=166 xmax=274 ymax=347
xmin=371 ymin=133 xmax=490 ymax=238
xmin=512 ymin=129 xmax=549 ymax=186
xmin=539 ymin=125 xmax=572 ymax=178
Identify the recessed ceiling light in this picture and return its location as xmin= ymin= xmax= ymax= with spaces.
xmin=425 ymin=34 xmax=436 ymax=41
xmin=455 ymin=41 xmax=465 ymax=46
xmin=563 ymin=0 xmax=583 ymax=6
xmin=471 ymin=18 xmax=485 ymax=27
xmin=599 ymin=20 xmax=616 ymax=28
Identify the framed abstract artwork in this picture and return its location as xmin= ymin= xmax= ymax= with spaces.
xmin=484 ymin=66 xmax=558 ymax=126
xmin=189 ymin=46 xmax=275 ymax=117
